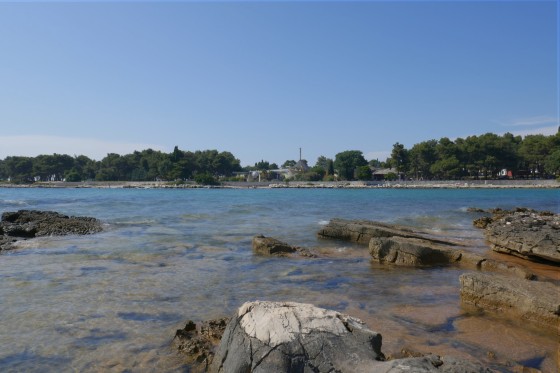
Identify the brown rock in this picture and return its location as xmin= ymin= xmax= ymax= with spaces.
xmin=460 ymin=272 xmax=560 ymax=330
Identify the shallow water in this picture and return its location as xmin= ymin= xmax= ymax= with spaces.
xmin=0 ymin=188 xmax=558 ymax=372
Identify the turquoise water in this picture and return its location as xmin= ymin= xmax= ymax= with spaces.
xmin=0 ymin=188 xmax=558 ymax=372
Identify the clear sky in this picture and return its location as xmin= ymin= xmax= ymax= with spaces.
xmin=0 ymin=0 xmax=557 ymax=167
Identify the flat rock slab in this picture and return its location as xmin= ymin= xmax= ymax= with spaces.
xmin=209 ymin=301 xmax=491 ymax=373
xmin=483 ymin=210 xmax=560 ymax=264
xmin=460 ymin=272 xmax=560 ymax=330
xmin=0 ymin=210 xmax=103 ymax=251
xmin=369 ymin=236 xmax=462 ymax=267
xmin=318 ymin=218 xmax=460 ymax=246
xmin=370 ymin=236 xmax=535 ymax=279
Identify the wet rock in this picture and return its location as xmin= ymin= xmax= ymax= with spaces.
xmin=252 ymin=235 xmax=297 ymax=256
xmin=473 ymin=217 xmax=493 ymax=229
xmin=318 ymin=218 xmax=459 ymax=246
xmin=173 ymin=318 xmax=229 ymax=372
xmin=0 ymin=210 xmax=103 ymax=251
xmin=482 ymin=210 xmax=560 ymax=263
xmin=369 ymin=236 xmax=461 ymax=267
xmin=207 ymin=301 xmax=493 ymax=373
xmin=252 ymin=235 xmax=317 ymax=258
xmin=460 ymin=272 xmax=560 ymax=330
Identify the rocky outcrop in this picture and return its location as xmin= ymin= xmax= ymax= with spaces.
xmin=369 ymin=236 xmax=462 ymax=267
xmin=206 ymin=301 xmax=491 ymax=373
xmin=0 ymin=210 xmax=103 ymax=251
xmin=173 ymin=318 xmax=230 ymax=372
xmin=317 ymin=219 xmax=459 ymax=246
xmin=481 ymin=210 xmax=559 ymax=264
xmin=369 ymin=236 xmax=534 ymax=279
xmin=252 ymin=235 xmax=316 ymax=258
xmin=460 ymin=272 xmax=560 ymax=330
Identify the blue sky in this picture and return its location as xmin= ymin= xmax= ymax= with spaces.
xmin=0 ymin=0 xmax=557 ymax=167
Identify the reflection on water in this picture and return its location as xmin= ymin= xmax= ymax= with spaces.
xmin=0 ymin=188 xmax=558 ymax=372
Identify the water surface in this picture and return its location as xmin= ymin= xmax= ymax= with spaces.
xmin=0 ymin=188 xmax=558 ymax=372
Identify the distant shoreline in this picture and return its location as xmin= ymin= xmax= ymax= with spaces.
xmin=0 ymin=180 xmax=558 ymax=189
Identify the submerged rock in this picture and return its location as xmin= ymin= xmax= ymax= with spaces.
xmin=460 ymin=272 xmax=560 ymax=330
xmin=481 ymin=209 xmax=560 ymax=263
xmin=0 ymin=210 xmax=103 ymax=251
xmin=207 ymin=301 xmax=492 ymax=373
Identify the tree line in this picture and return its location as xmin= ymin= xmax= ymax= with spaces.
xmin=0 ymin=147 xmax=242 ymax=183
xmin=387 ymin=132 xmax=559 ymax=180
xmin=0 ymin=131 xmax=558 ymax=183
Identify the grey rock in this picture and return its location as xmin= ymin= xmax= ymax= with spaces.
xmin=479 ymin=209 xmax=560 ymax=263
xmin=208 ymin=301 xmax=492 ymax=373
xmin=210 ymin=301 xmax=385 ymax=373
xmin=460 ymin=272 xmax=560 ymax=330
xmin=369 ymin=236 xmax=461 ymax=267
xmin=317 ymin=218 xmax=460 ymax=246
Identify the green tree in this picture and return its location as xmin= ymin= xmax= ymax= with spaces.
xmin=356 ymin=165 xmax=372 ymax=180
xmin=390 ymin=143 xmax=409 ymax=176
xmin=334 ymin=150 xmax=367 ymax=180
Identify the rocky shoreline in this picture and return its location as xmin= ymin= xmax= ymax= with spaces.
xmin=0 ymin=179 xmax=558 ymax=189
xmin=176 ymin=208 xmax=559 ymax=372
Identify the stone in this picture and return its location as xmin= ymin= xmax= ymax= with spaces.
xmin=318 ymin=218 xmax=460 ymax=246
xmin=460 ymin=272 xmax=560 ymax=330
xmin=207 ymin=301 xmax=493 ymax=373
xmin=0 ymin=210 xmax=103 ymax=251
xmin=476 ymin=209 xmax=560 ymax=264
xmin=210 ymin=301 xmax=385 ymax=372
xmin=252 ymin=235 xmax=297 ymax=256
xmin=252 ymin=235 xmax=317 ymax=258
xmin=369 ymin=236 xmax=461 ymax=267
xmin=173 ymin=318 xmax=229 ymax=372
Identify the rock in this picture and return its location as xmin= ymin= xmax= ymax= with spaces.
xmin=473 ymin=217 xmax=493 ymax=229
xmin=210 ymin=301 xmax=385 ymax=372
xmin=483 ymin=210 xmax=560 ymax=263
xmin=173 ymin=318 xmax=229 ymax=372
xmin=369 ymin=236 xmax=461 ymax=267
xmin=460 ymin=272 xmax=560 ymax=330
xmin=252 ymin=235 xmax=297 ymax=256
xmin=0 ymin=210 xmax=103 ymax=251
xmin=207 ymin=301 xmax=492 ymax=373
xmin=368 ymin=237 xmax=534 ymax=279
xmin=318 ymin=219 xmax=459 ymax=247
xmin=252 ymin=235 xmax=317 ymax=258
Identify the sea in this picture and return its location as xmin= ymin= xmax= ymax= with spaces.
xmin=0 ymin=187 xmax=558 ymax=372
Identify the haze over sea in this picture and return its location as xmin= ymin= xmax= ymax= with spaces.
xmin=0 ymin=188 xmax=558 ymax=372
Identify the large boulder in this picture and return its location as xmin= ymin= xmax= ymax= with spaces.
xmin=318 ymin=219 xmax=459 ymax=246
xmin=0 ymin=210 xmax=103 ymax=251
xmin=209 ymin=301 xmax=491 ymax=373
xmin=460 ymin=272 xmax=560 ymax=330
xmin=369 ymin=236 xmax=461 ymax=266
xmin=479 ymin=209 xmax=560 ymax=263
